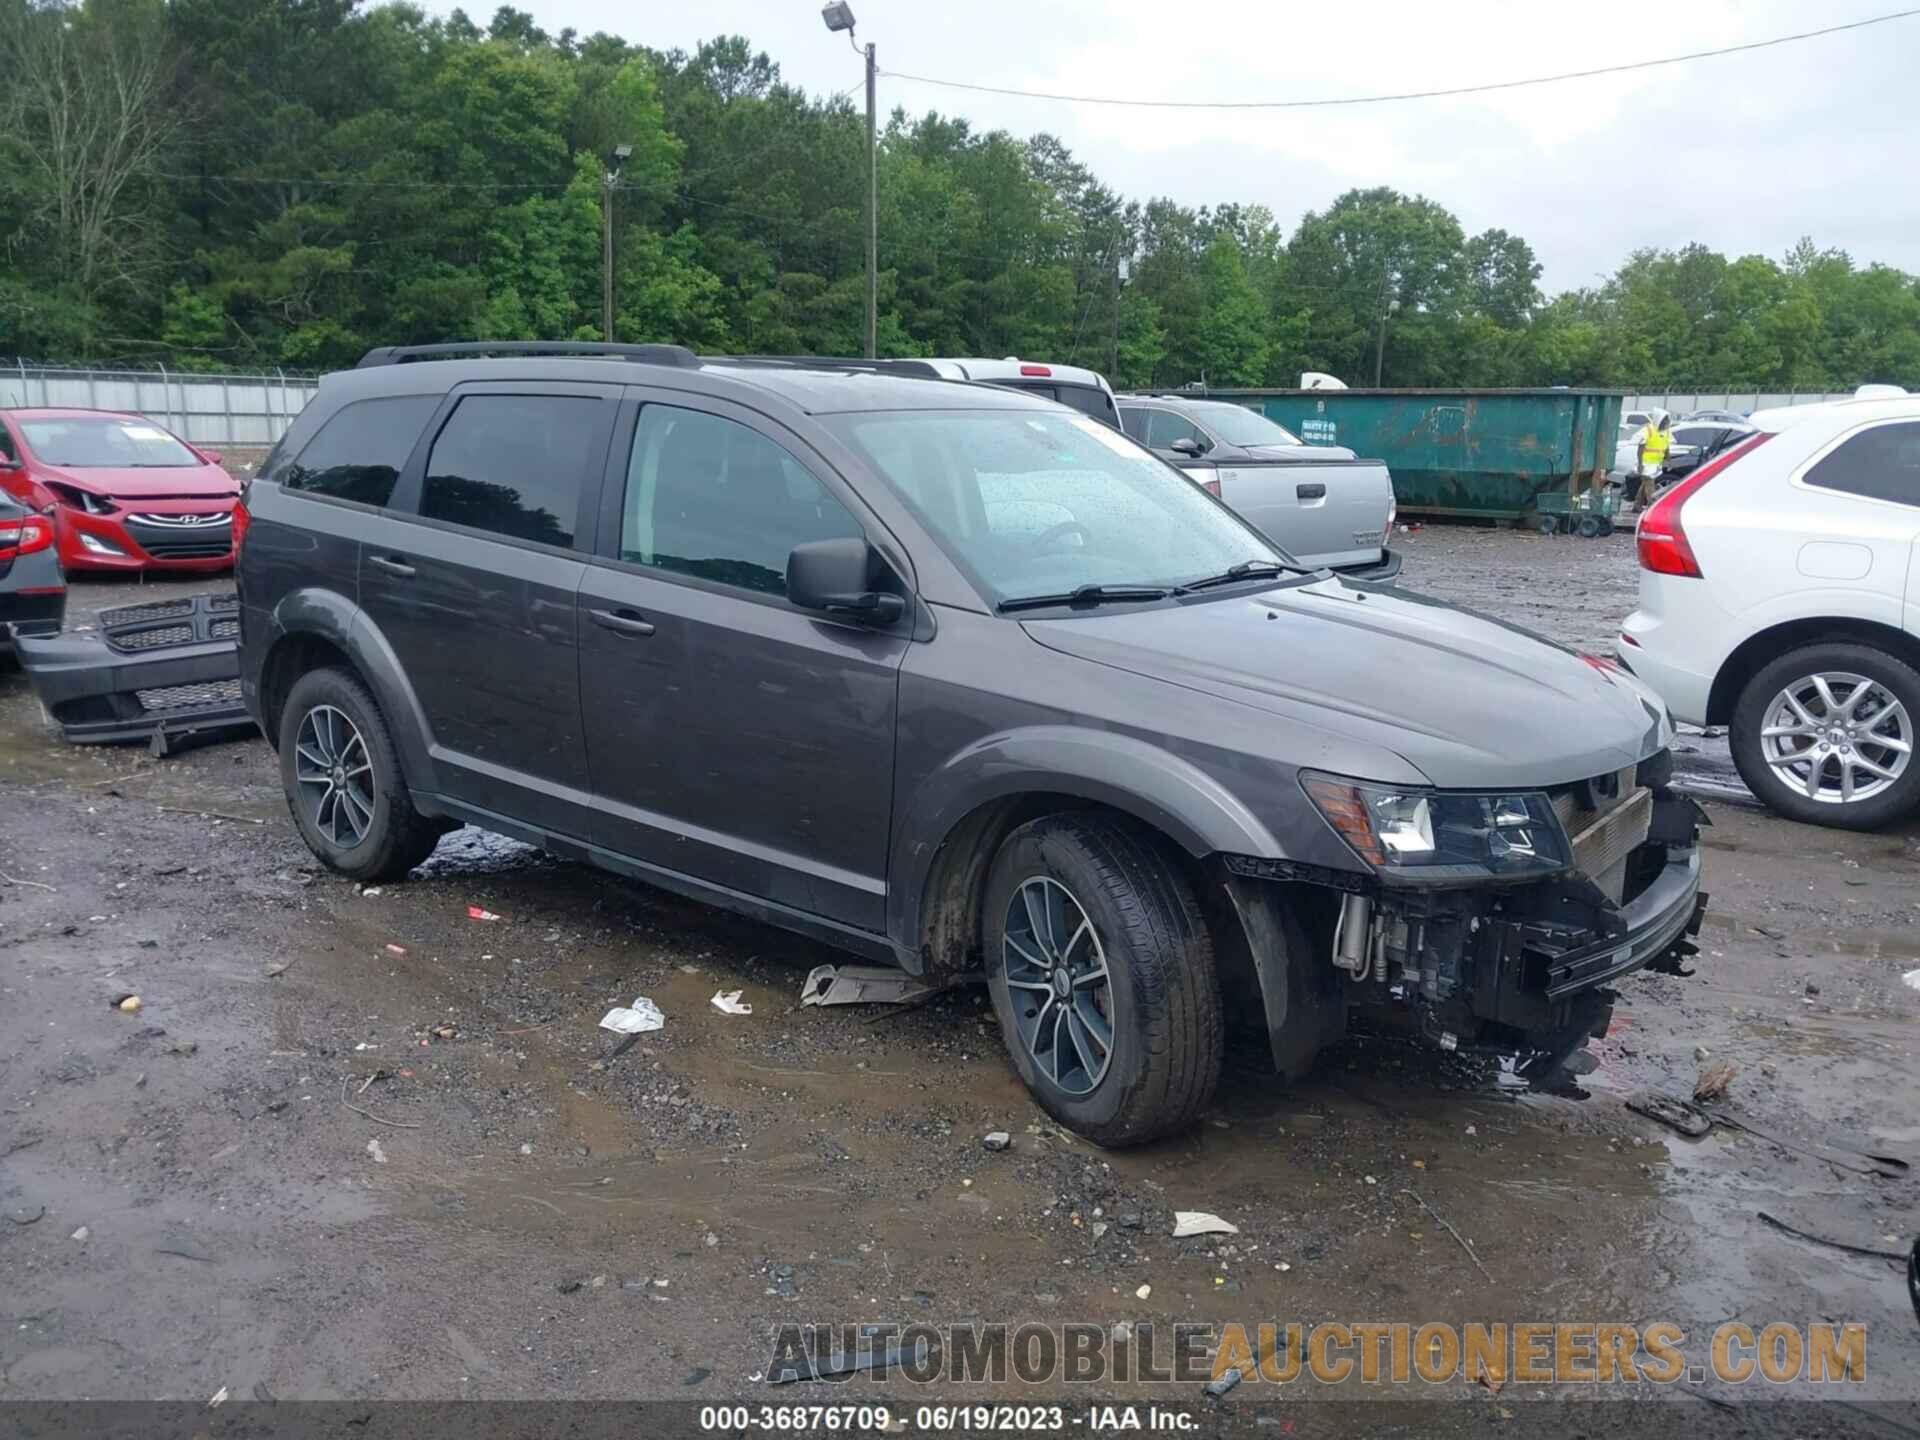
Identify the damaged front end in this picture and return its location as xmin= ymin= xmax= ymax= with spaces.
xmin=1225 ymin=749 xmax=1707 ymax=1083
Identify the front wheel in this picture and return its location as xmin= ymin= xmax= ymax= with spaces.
xmin=983 ymin=814 xmax=1222 ymax=1147
xmin=278 ymin=667 xmax=445 ymax=880
xmin=1730 ymin=643 xmax=1920 ymax=830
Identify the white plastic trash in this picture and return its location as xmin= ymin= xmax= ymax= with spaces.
xmin=598 ymin=997 xmax=666 ymax=1035
xmin=711 ymin=990 xmax=753 ymax=1016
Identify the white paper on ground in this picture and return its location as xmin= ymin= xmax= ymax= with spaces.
xmin=598 ymin=997 xmax=666 ymax=1034
xmin=711 ymin=989 xmax=753 ymax=1016
xmin=1171 ymin=1210 xmax=1239 ymax=1237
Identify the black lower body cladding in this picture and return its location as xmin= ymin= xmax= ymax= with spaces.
xmin=1227 ymin=779 xmax=1705 ymax=1078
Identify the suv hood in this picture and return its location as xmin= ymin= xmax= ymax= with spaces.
xmin=34 ymin=460 xmax=236 ymax=501
xmin=1022 ymin=579 xmax=1668 ymax=790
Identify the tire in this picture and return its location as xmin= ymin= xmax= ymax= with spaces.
xmin=1534 ymin=514 xmax=1558 ymax=536
xmin=278 ymin=666 xmax=444 ymax=880
xmin=983 ymin=813 xmax=1222 ymax=1147
xmin=1598 ymin=517 xmax=1616 ymax=537
xmin=1729 ymin=643 xmax=1920 ymax=831
xmin=1576 ymin=514 xmax=1602 ymax=539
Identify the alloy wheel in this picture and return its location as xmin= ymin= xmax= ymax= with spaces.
xmin=1002 ymin=876 xmax=1114 ymax=1096
xmin=294 ymin=704 xmax=376 ymax=846
xmin=1758 ymin=671 xmax=1912 ymax=805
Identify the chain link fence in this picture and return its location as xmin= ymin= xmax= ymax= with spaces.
xmin=0 ymin=360 xmax=319 ymax=448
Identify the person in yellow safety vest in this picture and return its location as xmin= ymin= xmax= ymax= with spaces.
xmin=1635 ymin=415 xmax=1672 ymax=507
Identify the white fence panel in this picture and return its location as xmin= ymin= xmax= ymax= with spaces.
xmin=0 ymin=361 xmax=319 ymax=447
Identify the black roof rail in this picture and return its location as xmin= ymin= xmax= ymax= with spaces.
xmin=354 ymin=341 xmax=703 ymax=369
xmin=706 ymin=355 xmax=943 ymax=376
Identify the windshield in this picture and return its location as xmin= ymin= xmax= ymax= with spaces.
xmin=824 ymin=409 xmax=1286 ymax=606
xmin=19 ymin=417 xmax=201 ymax=468
xmin=1189 ymin=404 xmax=1303 ymax=448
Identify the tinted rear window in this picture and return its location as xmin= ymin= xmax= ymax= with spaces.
xmin=1055 ymin=384 xmax=1120 ymax=427
xmin=420 ymin=394 xmax=600 ymax=547
xmin=1803 ymin=421 xmax=1920 ymax=507
xmin=282 ymin=396 xmax=437 ymax=506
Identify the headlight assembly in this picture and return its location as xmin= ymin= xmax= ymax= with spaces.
xmin=1302 ymin=773 xmax=1571 ymax=882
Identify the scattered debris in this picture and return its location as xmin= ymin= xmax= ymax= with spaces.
xmin=70 ymin=1226 xmax=90 ymax=1242
xmin=800 ymin=963 xmax=936 ymax=1007
xmin=385 ymin=943 xmax=408 ymax=957
xmin=1627 ymin=1091 xmax=1712 ymax=1138
xmin=1172 ymin=1211 xmax=1238 ymax=1238
xmin=710 ymin=989 xmax=753 ymax=1016
xmin=366 ymin=1139 xmax=388 ymax=1164
xmin=1402 ymin=1190 xmax=1493 ymax=1284
xmin=111 ymin=993 xmax=142 ymax=1013
xmin=168 ymin=1040 xmax=198 ymax=1056
xmin=1111 ymin=1322 xmax=1133 ymax=1344
xmin=556 ymin=1277 xmax=583 ymax=1295
xmin=1693 ymin=1060 xmax=1739 ymax=1104
xmin=208 ymin=1386 xmax=229 ymax=1407
xmin=467 ymin=905 xmax=503 ymax=922
xmin=982 ymin=1132 xmax=1011 ymax=1152
xmin=599 ymin=997 xmax=666 ymax=1035
xmin=1756 ymin=1211 xmax=1907 ymax=1261
xmin=264 ymin=961 xmax=292 ymax=977
xmin=7 ymin=1205 xmax=45 ymax=1225
xmin=683 ymin=1367 xmax=712 ymax=1386
xmin=1904 ymin=969 xmax=1920 ymax=993
xmin=1135 ymin=1284 xmax=1152 ymax=1300
xmin=1205 ymin=1367 xmax=1243 ymax=1399
xmin=1477 ymin=1371 xmax=1505 ymax=1396
xmin=0 ymin=871 xmax=55 ymax=891
xmin=767 ymin=1339 xmax=906 ymax=1385
xmin=1693 ymin=1045 xmax=1711 ymax=1062
xmin=361 ymin=886 xmax=383 ymax=897
xmin=339 ymin=1076 xmax=421 ymax=1129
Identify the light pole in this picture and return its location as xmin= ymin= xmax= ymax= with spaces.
xmin=602 ymin=143 xmax=632 ymax=343
xmin=821 ymin=2 xmax=876 ymax=358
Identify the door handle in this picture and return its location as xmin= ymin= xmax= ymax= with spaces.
xmin=589 ymin=607 xmax=656 ymax=637
xmin=1296 ymin=483 xmax=1327 ymax=500
xmin=368 ymin=553 xmax=415 ymax=577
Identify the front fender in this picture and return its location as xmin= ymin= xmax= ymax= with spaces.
xmin=888 ymin=725 xmax=1282 ymax=959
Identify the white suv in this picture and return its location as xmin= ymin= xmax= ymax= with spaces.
xmin=1619 ymin=395 xmax=1920 ymax=829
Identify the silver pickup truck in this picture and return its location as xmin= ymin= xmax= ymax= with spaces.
xmin=1120 ymin=396 xmax=1400 ymax=580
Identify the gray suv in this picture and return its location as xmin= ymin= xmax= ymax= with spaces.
xmin=236 ymin=343 xmax=1705 ymax=1146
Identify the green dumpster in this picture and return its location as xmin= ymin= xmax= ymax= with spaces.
xmin=1187 ymin=388 xmax=1626 ymax=521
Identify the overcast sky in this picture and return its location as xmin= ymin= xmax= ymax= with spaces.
xmin=494 ymin=0 xmax=1918 ymax=293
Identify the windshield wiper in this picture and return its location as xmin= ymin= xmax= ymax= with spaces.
xmin=997 ymin=583 xmax=1172 ymax=613
xmin=1179 ymin=559 xmax=1313 ymax=592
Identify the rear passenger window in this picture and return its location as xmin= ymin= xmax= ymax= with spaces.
xmin=1804 ymin=422 xmax=1920 ymax=507
xmin=622 ymin=405 xmax=863 ymax=597
xmin=282 ymin=396 xmax=436 ymax=506
xmin=1057 ymin=385 xmax=1120 ymax=428
xmin=1145 ymin=410 xmax=1206 ymax=451
xmin=421 ymin=394 xmax=599 ymax=547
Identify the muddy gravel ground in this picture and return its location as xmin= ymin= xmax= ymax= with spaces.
xmin=2 ymin=529 xmax=1917 ymax=1425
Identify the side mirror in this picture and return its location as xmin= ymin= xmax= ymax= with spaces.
xmin=1170 ymin=437 xmax=1207 ymax=457
xmin=787 ymin=537 xmax=905 ymax=625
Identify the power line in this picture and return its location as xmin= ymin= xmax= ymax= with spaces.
xmin=881 ymin=7 xmax=1920 ymax=110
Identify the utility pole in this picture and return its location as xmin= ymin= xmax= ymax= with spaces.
xmin=602 ymin=144 xmax=631 ymax=342
xmin=864 ymin=38 xmax=877 ymax=359
xmin=822 ymin=4 xmax=877 ymax=358
xmin=1372 ymin=255 xmax=1393 ymax=387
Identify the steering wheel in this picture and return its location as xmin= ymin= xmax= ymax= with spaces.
xmin=1027 ymin=521 xmax=1093 ymax=553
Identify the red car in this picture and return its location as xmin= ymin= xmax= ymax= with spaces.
xmin=0 ymin=407 xmax=239 ymax=574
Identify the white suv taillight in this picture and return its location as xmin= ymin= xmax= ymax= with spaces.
xmin=1636 ymin=432 xmax=1774 ymax=578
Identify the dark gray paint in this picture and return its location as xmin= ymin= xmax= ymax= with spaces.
xmin=239 ymin=355 xmax=1672 ymax=976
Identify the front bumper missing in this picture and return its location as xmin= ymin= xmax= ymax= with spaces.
xmin=14 ymin=592 xmax=254 ymax=753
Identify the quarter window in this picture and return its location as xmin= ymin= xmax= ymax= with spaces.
xmin=1804 ymin=422 xmax=1920 ymax=507
xmin=622 ymin=405 xmax=863 ymax=597
xmin=421 ymin=394 xmax=600 ymax=546
xmin=282 ymin=396 xmax=437 ymax=506
xmin=1118 ymin=407 xmax=1148 ymax=441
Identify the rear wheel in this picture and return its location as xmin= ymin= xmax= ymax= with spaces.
xmin=279 ymin=667 xmax=444 ymax=880
xmin=1534 ymin=514 xmax=1559 ymax=536
xmin=1730 ymin=643 xmax=1920 ymax=830
xmin=983 ymin=814 xmax=1222 ymax=1147
xmin=1576 ymin=514 xmax=1603 ymax=539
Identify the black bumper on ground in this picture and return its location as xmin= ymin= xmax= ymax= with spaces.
xmin=1 ymin=590 xmax=68 ymax=644
xmin=13 ymin=593 xmax=254 ymax=752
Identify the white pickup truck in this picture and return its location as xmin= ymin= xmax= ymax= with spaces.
xmin=1119 ymin=396 xmax=1400 ymax=580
